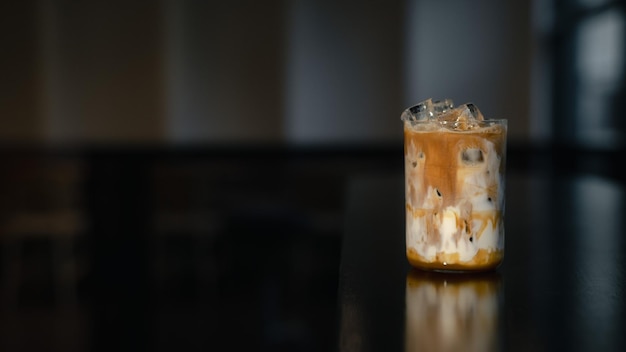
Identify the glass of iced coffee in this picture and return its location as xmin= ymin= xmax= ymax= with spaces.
xmin=402 ymin=98 xmax=507 ymax=272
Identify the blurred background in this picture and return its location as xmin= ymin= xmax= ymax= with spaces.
xmin=0 ymin=0 xmax=625 ymax=351
xmin=2 ymin=0 xmax=624 ymax=148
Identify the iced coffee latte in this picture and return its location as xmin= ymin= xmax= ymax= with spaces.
xmin=402 ymin=99 xmax=507 ymax=272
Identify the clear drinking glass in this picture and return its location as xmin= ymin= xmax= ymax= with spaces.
xmin=402 ymin=98 xmax=507 ymax=272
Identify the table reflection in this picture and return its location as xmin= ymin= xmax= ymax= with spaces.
xmin=404 ymin=269 xmax=503 ymax=352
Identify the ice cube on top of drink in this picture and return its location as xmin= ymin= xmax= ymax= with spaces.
xmin=401 ymin=98 xmax=454 ymax=123
xmin=402 ymin=98 xmax=490 ymax=131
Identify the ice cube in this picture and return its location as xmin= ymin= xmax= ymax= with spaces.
xmin=438 ymin=103 xmax=484 ymax=130
xmin=461 ymin=148 xmax=484 ymax=164
xmin=401 ymin=98 xmax=454 ymax=123
xmin=401 ymin=98 xmax=432 ymax=122
xmin=431 ymin=99 xmax=454 ymax=118
xmin=463 ymin=103 xmax=484 ymax=121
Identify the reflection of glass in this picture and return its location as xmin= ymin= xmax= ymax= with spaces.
xmin=405 ymin=269 xmax=502 ymax=352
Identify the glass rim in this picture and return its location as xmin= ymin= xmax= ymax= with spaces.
xmin=403 ymin=118 xmax=508 ymax=126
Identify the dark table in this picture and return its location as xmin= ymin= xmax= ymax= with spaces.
xmin=338 ymin=147 xmax=626 ymax=352
xmin=0 ymin=144 xmax=624 ymax=351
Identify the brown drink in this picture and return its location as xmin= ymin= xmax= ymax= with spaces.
xmin=402 ymin=99 xmax=507 ymax=272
